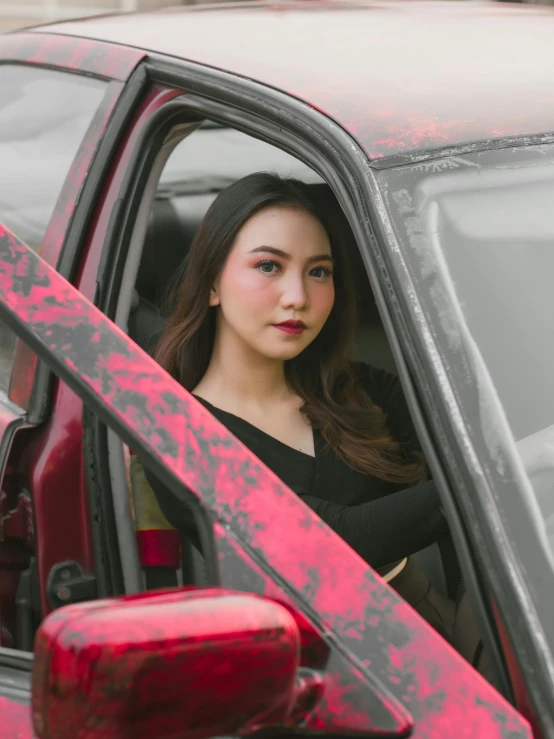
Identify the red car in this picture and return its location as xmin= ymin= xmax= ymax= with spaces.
xmin=1 ymin=2 xmax=553 ymax=737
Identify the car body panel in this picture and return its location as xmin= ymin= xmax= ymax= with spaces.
xmin=0 ymin=224 xmax=532 ymax=738
xmin=0 ymin=32 xmax=144 ymax=81
xmin=34 ymin=0 xmax=554 ymax=159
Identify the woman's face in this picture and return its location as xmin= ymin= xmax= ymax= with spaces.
xmin=210 ymin=205 xmax=335 ymax=361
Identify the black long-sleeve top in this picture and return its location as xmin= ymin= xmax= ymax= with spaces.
xmin=143 ymin=363 xmax=447 ymax=569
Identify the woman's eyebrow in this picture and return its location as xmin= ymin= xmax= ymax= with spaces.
xmin=308 ymin=254 xmax=334 ymax=264
xmin=249 ymin=246 xmax=334 ymax=264
xmin=249 ymin=246 xmax=290 ymax=258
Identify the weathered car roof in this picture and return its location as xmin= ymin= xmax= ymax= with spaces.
xmin=33 ymin=1 xmax=554 ymax=159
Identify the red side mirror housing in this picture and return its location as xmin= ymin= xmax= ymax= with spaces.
xmin=31 ymin=588 xmax=301 ymax=739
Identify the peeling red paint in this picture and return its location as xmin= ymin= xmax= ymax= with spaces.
xmin=32 ymin=589 xmax=302 ymax=739
xmin=0 ymin=225 xmax=532 ymax=738
xmin=0 ymin=32 xmax=144 ymax=81
xmin=213 ymin=524 xmax=411 ymax=736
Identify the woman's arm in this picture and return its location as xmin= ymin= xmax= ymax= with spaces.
xmin=144 ymin=457 xmax=445 ymax=569
xmin=299 ymin=480 xmax=447 ymax=568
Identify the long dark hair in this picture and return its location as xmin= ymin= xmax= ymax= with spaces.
xmin=155 ymin=173 xmax=425 ymax=484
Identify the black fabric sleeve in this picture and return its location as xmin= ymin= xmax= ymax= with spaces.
xmin=144 ymin=461 xmax=446 ymax=569
xmin=299 ymin=480 xmax=447 ymax=568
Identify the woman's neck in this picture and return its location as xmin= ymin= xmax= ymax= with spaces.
xmin=193 ymin=330 xmax=291 ymax=412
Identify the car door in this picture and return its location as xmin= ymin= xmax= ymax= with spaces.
xmin=0 ymin=224 xmax=532 ymax=738
xmin=0 ymin=33 xmax=147 ymax=643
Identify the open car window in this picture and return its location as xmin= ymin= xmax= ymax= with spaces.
xmin=159 ymin=124 xmax=323 ymax=192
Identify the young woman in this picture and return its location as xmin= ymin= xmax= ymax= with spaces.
xmin=144 ymin=172 xmax=455 ymax=640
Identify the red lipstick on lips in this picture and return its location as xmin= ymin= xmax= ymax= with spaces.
xmin=273 ymin=320 xmax=307 ymax=336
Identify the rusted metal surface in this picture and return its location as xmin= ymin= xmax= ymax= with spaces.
xmin=35 ymin=0 xmax=554 ymax=158
xmin=0 ymin=226 xmax=533 ymax=737
xmin=213 ymin=524 xmax=411 ymax=737
xmin=0 ymin=32 xmax=144 ymax=81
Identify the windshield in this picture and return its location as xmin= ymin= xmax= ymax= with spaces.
xmin=378 ymin=145 xmax=554 ymax=558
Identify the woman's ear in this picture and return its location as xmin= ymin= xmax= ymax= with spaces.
xmin=209 ymin=284 xmax=220 ymax=307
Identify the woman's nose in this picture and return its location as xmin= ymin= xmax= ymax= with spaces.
xmin=280 ymin=274 xmax=308 ymax=310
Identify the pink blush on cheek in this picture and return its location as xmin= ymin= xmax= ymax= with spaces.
xmin=309 ymin=283 xmax=335 ymax=321
xmin=218 ymin=259 xmax=280 ymax=307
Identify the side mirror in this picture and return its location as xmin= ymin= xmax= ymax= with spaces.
xmin=31 ymin=588 xmax=303 ymax=739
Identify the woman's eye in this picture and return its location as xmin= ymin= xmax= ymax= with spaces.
xmin=256 ymin=260 xmax=281 ymax=275
xmin=309 ymin=266 xmax=333 ymax=280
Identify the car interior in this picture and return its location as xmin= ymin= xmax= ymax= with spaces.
xmin=109 ymin=121 xmax=492 ymax=686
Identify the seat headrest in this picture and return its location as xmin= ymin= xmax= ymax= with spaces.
xmin=135 ymin=198 xmax=190 ymax=307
